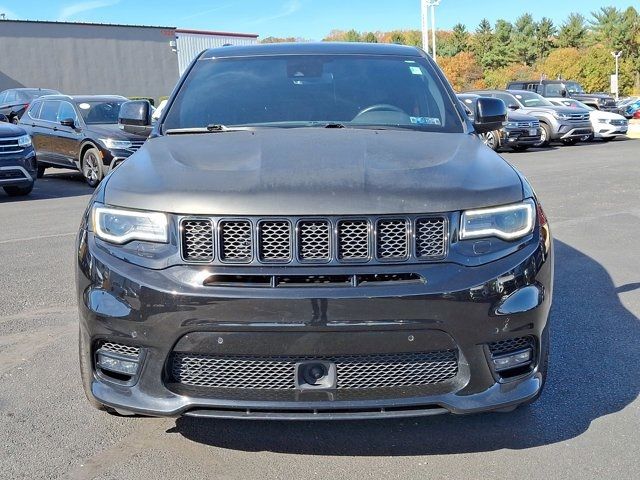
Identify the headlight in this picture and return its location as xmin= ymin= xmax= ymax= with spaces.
xmin=460 ymin=199 xmax=536 ymax=241
xmin=93 ymin=205 xmax=168 ymax=244
xmin=553 ymin=112 xmax=571 ymax=120
xmin=99 ymin=138 xmax=133 ymax=150
xmin=17 ymin=134 xmax=32 ymax=147
xmin=597 ymin=118 xmax=610 ymax=124
xmin=505 ymin=122 xmax=518 ymax=128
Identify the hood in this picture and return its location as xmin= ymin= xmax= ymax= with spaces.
xmin=0 ymin=122 xmax=27 ymax=138
xmin=104 ymin=128 xmax=524 ymax=216
xmin=506 ymin=110 xmax=539 ymax=122
xmin=572 ymin=93 xmax=613 ymax=100
xmin=84 ymin=123 xmax=147 ymax=140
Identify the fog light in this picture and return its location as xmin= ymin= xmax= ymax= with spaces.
xmin=97 ymin=352 xmax=139 ymax=375
xmin=492 ymin=348 xmax=532 ymax=372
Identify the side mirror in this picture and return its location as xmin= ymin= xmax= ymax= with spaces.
xmin=474 ymin=97 xmax=507 ymax=134
xmin=118 ymin=100 xmax=152 ymax=136
xmin=508 ymin=104 xmax=520 ymax=110
xmin=561 ymin=89 xmax=568 ymax=98
xmin=0 ymin=113 xmax=8 ymax=122
xmin=60 ymin=117 xmax=76 ymax=128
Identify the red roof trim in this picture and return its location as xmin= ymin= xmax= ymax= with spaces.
xmin=175 ymin=28 xmax=258 ymax=38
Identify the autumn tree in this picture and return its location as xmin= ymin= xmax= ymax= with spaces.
xmin=439 ymin=52 xmax=484 ymax=91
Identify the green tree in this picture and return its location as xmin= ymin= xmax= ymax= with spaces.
xmin=512 ymin=14 xmax=538 ymax=66
xmin=589 ymin=6 xmax=625 ymax=50
xmin=362 ymin=32 xmax=378 ymax=43
xmin=557 ymin=13 xmax=587 ymax=48
xmin=344 ymin=29 xmax=362 ymax=42
xmin=482 ymin=20 xmax=515 ymax=69
xmin=472 ymin=19 xmax=494 ymax=67
xmin=450 ymin=23 xmax=469 ymax=55
xmin=535 ymin=17 xmax=556 ymax=60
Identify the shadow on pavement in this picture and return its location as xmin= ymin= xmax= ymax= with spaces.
xmin=0 ymin=171 xmax=93 ymax=202
xmin=172 ymin=240 xmax=639 ymax=455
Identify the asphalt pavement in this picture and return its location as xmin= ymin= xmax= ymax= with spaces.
xmin=0 ymin=139 xmax=638 ymax=479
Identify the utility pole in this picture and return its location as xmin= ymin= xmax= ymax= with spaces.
xmin=421 ymin=1 xmax=441 ymax=63
xmin=611 ymin=51 xmax=622 ymax=101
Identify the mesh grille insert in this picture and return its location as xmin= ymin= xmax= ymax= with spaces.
xmin=377 ymin=219 xmax=408 ymax=260
xmin=488 ymin=336 xmax=535 ymax=356
xmin=99 ymin=342 xmax=140 ymax=358
xmin=259 ymin=221 xmax=292 ymax=261
xmin=415 ymin=218 xmax=446 ymax=259
xmin=181 ymin=219 xmax=213 ymax=261
xmin=220 ymin=221 xmax=253 ymax=262
xmin=298 ymin=220 xmax=331 ymax=261
xmin=337 ymin=220 xmax=369 ymax=260
xmin=170 ymin=350 xmax=458 ymax=390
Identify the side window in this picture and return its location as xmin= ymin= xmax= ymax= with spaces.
xmin=27 ymin=101 xmax=42 ymax=119
xmin=4 ymin=90 xmax=17 ymax=103
xmin=495 ymin=93 xmax=516 ymax=107
xmin=0 ymin=91 xmax=7 ymax=104
xmin=40 ymin=101 xmax=61 ymax=122
xmin=57 ymin=102 xmax=78 ymax=123
xmin=546 ymin=84 xmax=564 ymax=97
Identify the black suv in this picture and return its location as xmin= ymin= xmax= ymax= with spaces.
xmin=0 ymin=88 xmax=60 ymax=124
xmin=507 ymin=80 xmax=618 ymax=113
xmin=77 ymin=43 xmax=553 ymax=419
xmin=0 ymin=121 xmax=37 ymax=196
xmin=19 ymin=95 xmax=147 ymax=186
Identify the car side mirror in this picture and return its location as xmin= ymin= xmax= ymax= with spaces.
xmin=118 ymin=100 xmax=152 ymax=136
xmin=60 ymin=117 xmax=76 ymax=128
xmin=0 ymin=113 xmax=8 ymax=122
xmin=508 ymin=104 xmax=520 ymax=110
xmin=474 ymin=97 xmax=507 ymax=134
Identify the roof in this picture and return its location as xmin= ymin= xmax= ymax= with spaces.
xmin=200 ymin=42 xmax=424 ymax=59
xmin=175 ymin=28 xmax=258 ymax=38
xmin=37 ymin=94 xmax=128 ymax=102
xmin=0 ymin=18 xmax=175 ymax=29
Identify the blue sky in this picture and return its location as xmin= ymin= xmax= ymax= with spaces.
xmin=1 ymin=1 xmax=637 ymax=39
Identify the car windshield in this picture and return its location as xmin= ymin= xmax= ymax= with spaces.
xmin=77 ymin=100 xmax=124 ymax=124
xmin=565 ymin=81 xmax=585 ymax=94
xmin=513 ymin=91 xmax=554 ymax=107
xmin=163 ymin=54 xmax=463 ymax=133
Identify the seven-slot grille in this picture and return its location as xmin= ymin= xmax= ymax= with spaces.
xmin=170 ymin=350 xmax=458 ymax=390
xmin=568 ymin=113 xmax=590 ymax=123
xmin=0 ymin=137 xmax=24 ymax=155
xmin=181 ymin=216 xmax=447 ymax=264
xmin=514 ymin=121 xmax=540 ymax=128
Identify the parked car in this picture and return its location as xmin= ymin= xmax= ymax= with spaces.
xmin=458 ymin=93 xmax=541 ymax=151
xmin=77 ymin=43 xmax=553 ymax=419
xmin=467 ymin=89 xmax=592 ymax=146
xmin=0 ymin=88 xmax=60 ymax=124
xmin=506 ymin=80 xmax=619 ymax=113
xmin=617 ymin=96 xmax=640 ymax=119
xmin=547 ymin=98 xmax=628 ymax=141
xmin=18 ymin=94 xmax=148 ymax=186
xmin=0 ymin=118 xmax=37 ymax=196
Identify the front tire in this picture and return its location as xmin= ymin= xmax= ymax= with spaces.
xmin=3 ymin=183 xmax=34 ymax=196
xmin=533 ymin=123 xmax=551 ymax=147
xmin=480 ymin=131 xmax=500 ymax=151
xmin=81 ymin=147 xmax=103 ymax=187
xmin=37 ymin=165 xmax=47 ymax=179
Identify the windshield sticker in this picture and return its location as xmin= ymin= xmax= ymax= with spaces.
xmin=78 ymin=103 xmax=91 ymax=109
xmin=409 ymin=66 xmax=423 ymax=75
xmin=515 ymin=95 xmax=523 ymax=99
xmin=410 ymin=116 xmax=441 ymax=125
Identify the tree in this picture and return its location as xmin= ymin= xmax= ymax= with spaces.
xmin=439 ymin=52 xmax=484 ymax=91
xmin=557 ymin=13 xmax=587 ymax=48
xmin=344 ymin=29 xmax=362 ymax=42
xmin=472 ymin=19 xmax=493 ymax=67
xmin=512 ymin=14 xmax=538 ymax=66
xmin=482 ymin=20 xmax=515 ymax=69
xmin=535 ymin=17 xmax=556 ymax=60
xmin=590 ymin=6 xmax=625 ymax=50
xmin=387 ymin=30 xmax=406 ymax=45
xmin=450 ymin=23 xmax=469 ymax=55
xmin=362 ymin=32 xmax=378 ymax=43
xmin=539 ymin=48 xmax=583 ymax=81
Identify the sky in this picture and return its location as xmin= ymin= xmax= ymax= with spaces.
xmin=0 ymin=0 xmax=637 ymax=40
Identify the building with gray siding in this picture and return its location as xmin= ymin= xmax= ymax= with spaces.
xmin=0 ymin=20 xmax=258 ymax=102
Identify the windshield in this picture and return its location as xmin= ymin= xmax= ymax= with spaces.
xmin=163 ymin=54 xmax=463 ymax=133
xmin=513 ymin=91 xmax=554 ymax=107
xmin=77 ymin=101 xmax=124 ymax=124
xmin=565 ymin=81 xmax=585 ymax=94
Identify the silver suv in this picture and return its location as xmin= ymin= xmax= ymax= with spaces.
xmin=469 ymin=89 xmax=593 ymax=146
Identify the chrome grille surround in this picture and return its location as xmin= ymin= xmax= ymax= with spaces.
xmin=180 ymin=215 xmax=449 ymax=266
xmin=170 ymin=350 xmax=458 ymax=390
xmin=0 ymin=137 xmax=24 ymax=155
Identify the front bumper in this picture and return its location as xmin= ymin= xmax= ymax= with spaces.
xmin=593 ymin=124 xmax=628 ymax=138
xmin=502 ymin=127 xmax=541 ymax=146
xmin=77 ymin=228 xmax=553 ymax=419
xmin=0 ymin=148 xmax=37 ymax=188
xmin=556 ymin=121 xmax=593 ymax=140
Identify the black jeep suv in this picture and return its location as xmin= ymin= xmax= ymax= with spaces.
xmin=507 ymin=80 xmax=618 ymax=113
xmin=0 ymin=121 xmax=37 ymax=196
xmin=77 ymin=43 xmax=553 ymax=419
xmin=19 ymin=95 xmax=147 ymax=186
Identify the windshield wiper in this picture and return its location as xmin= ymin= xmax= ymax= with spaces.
xmin=165 ymin=125 xmax=254 ymax=135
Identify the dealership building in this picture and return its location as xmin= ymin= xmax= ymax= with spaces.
xmin=0 ymin=19 xmax=258 ymax=102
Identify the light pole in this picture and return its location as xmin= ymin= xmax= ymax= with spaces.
xmin=611 ymin=51 xmax=622 ymax=100
xmin=421 ymin=0 xmax=441 ymax=62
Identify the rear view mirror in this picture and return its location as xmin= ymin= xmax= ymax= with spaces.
xmin=60 ymin=117 xmax=76 ymax=128
xmin=474 ymin=97 xmax=507 ymax=134
xmin=119 ymin=100 xmax=152 ymax=136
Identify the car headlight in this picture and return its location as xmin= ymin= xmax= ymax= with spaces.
xmin=17 ymin=134 xmax=32 ymax=147
xmin=460 ymin=199 xmax=536 ymax=241
xmin=553 ymin=112 xmax=571 ymax=120
xmin=597 ymin=118 xmax=610 ymax=124
xmin=99 ymin=138 xmax=133 ymax=150
xmin=92 ymin=205 xmax=168 ymax=244
xmin=505 ymin=122 xmax=518 ymax=128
